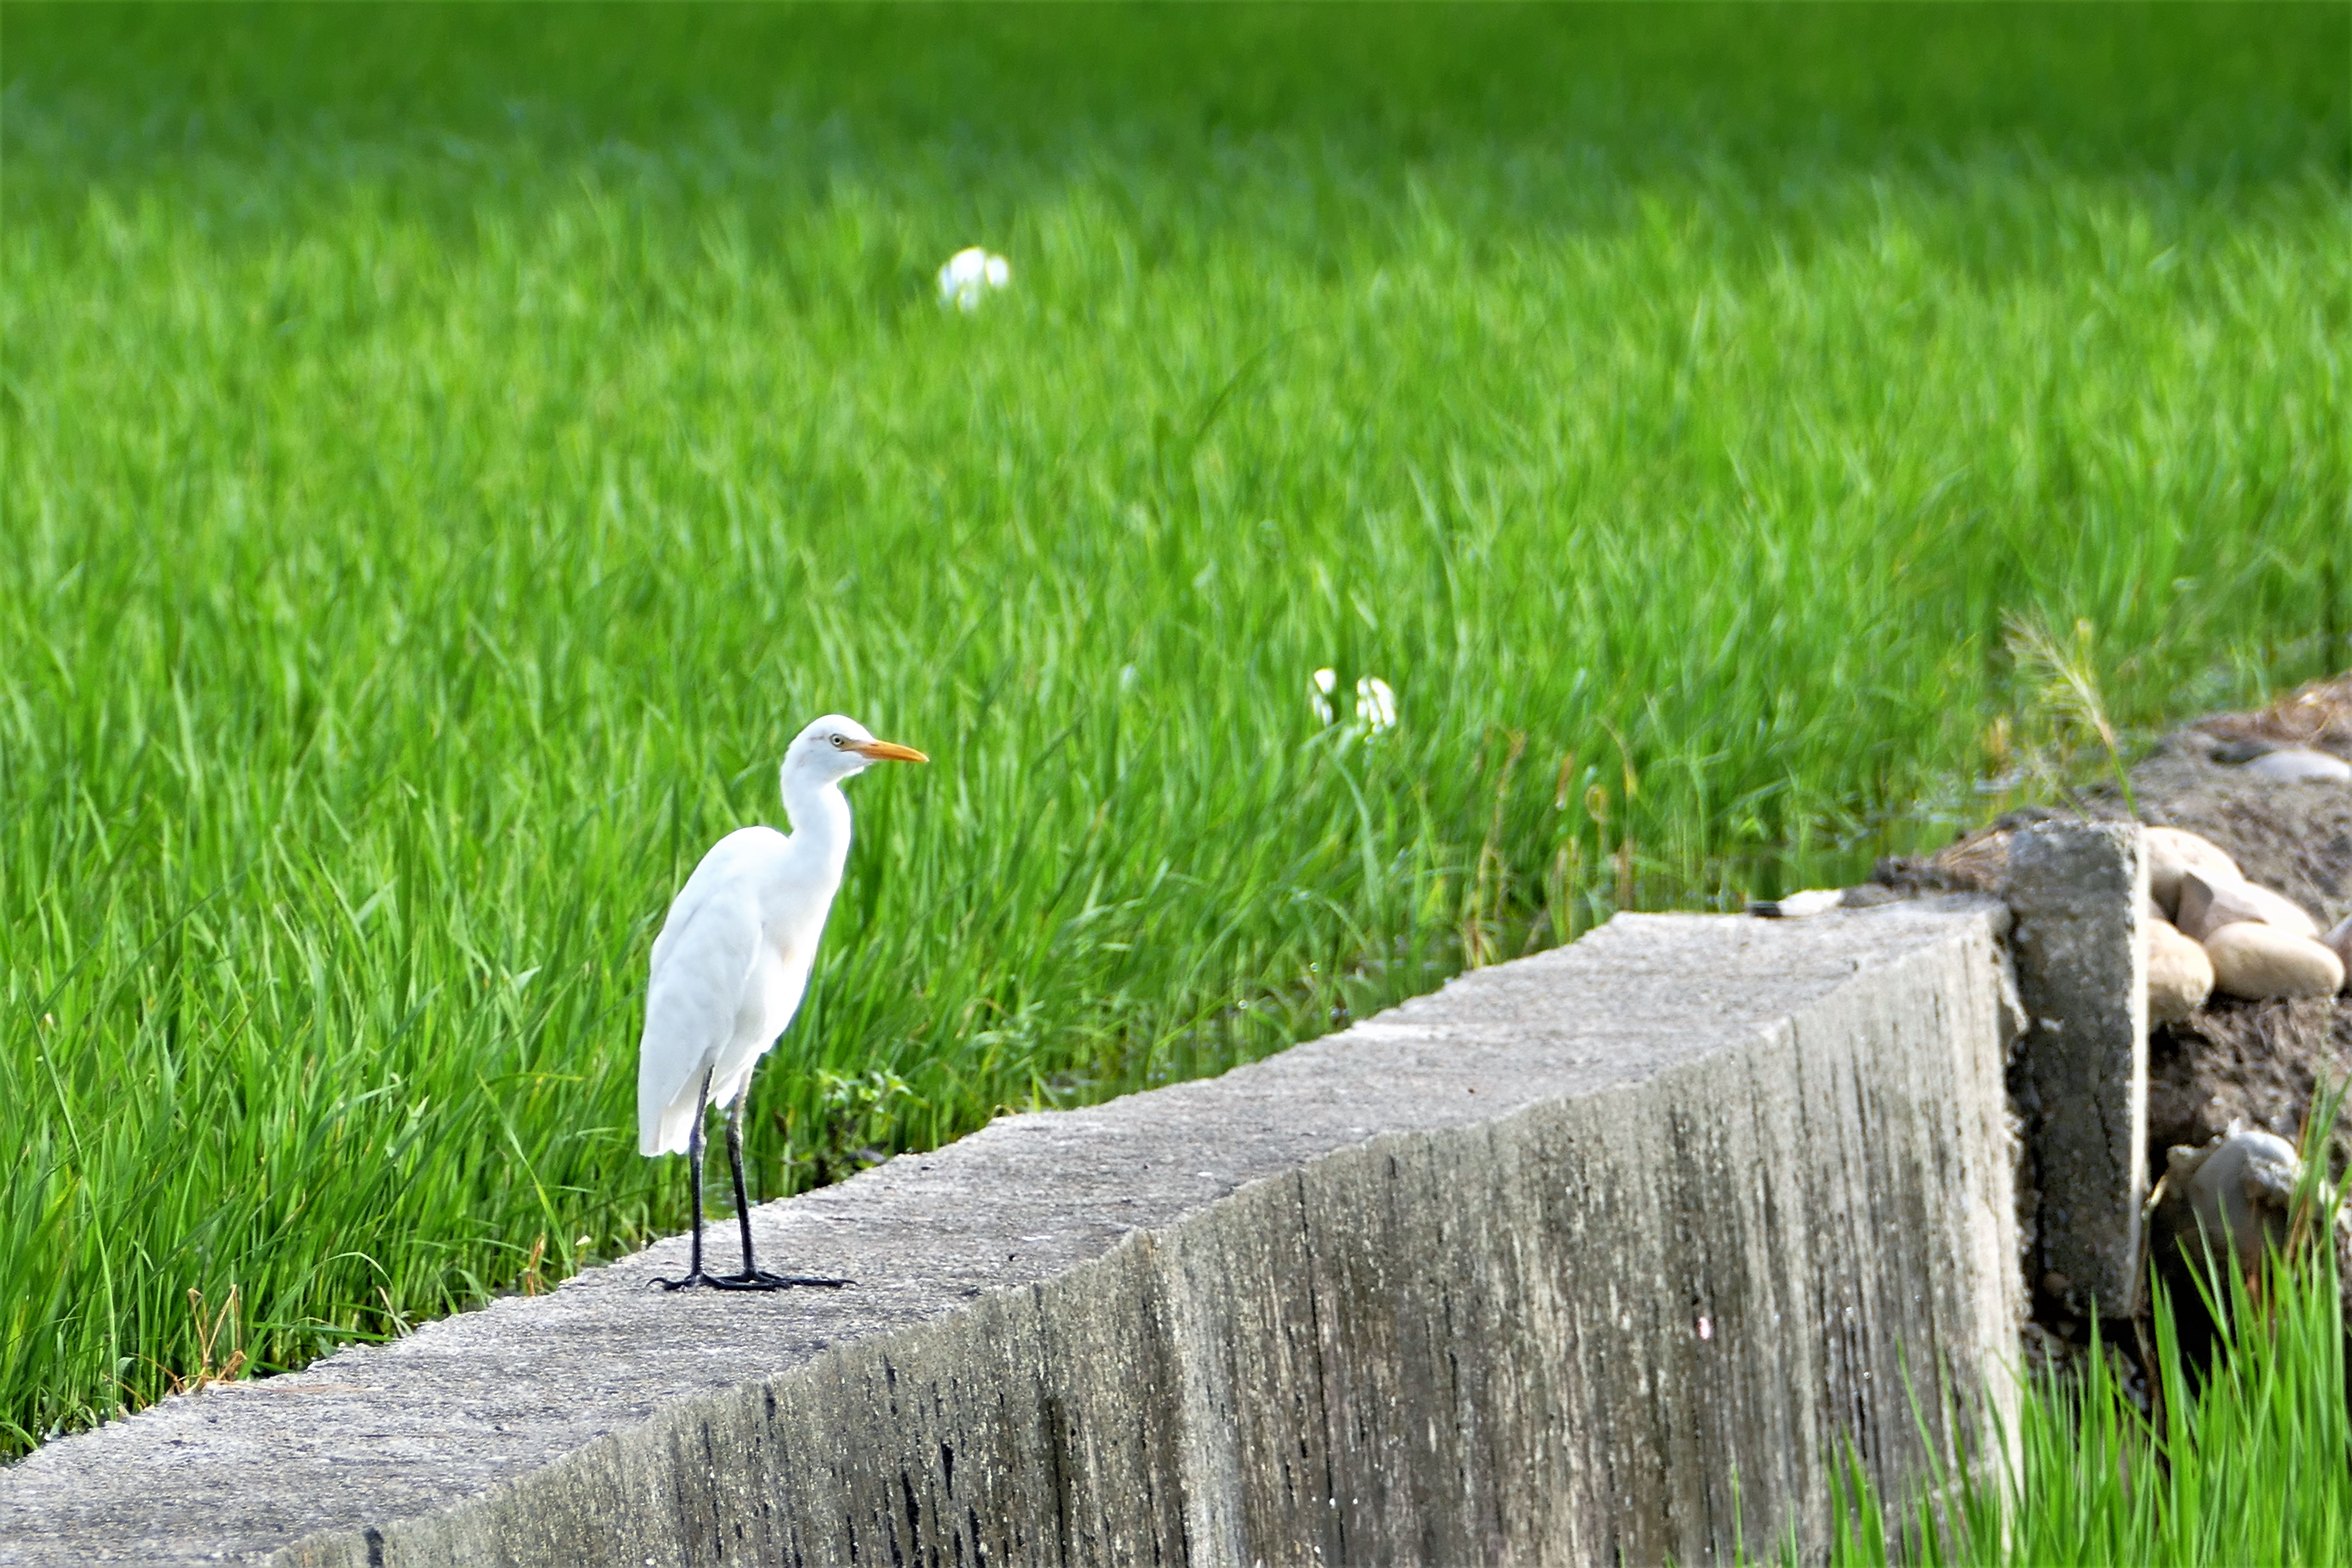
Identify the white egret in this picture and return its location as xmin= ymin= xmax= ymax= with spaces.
xmin=637 ymin=714 xmax=928 ymax=1290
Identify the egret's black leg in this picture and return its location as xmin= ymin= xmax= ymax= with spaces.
xmin=655 ymin=1069 xmax=717 ymax=1290
xmin=710 ymin=1080 xmax=851 ymax=1291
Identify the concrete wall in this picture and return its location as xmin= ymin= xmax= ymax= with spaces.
xmin=0 ymin=902 xmax=2024 ymax=1567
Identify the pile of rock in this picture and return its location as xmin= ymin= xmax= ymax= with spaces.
xmin=2143 ymin=825 xmax=2350 ymax=1021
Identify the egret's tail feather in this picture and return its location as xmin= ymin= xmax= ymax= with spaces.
xmin=638 ymin=1044 xmax=758 ymax=1157
xmin=640 ymin=1090 xmax=699 ymax=1158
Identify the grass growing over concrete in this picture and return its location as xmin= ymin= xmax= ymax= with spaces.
xmin=3 ymin=4 xmax=2347 ymax=1452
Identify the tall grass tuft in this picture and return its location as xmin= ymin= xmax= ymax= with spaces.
xmin=2003 ymin=614 xmax=2138 ymax=818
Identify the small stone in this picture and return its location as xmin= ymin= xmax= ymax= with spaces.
xmin=2161 ymin=1122 xmax=2303 ymax=1275
xmin=2241 ymin=747 xmax=2352 ymax=784
xmin=1746 ymin=888 xmax=1843 ymax=919
xmin=2143 ymin=827 xmax=2240 ymax=919
xmin=2202 ymin=921 xmax=2345 ymax=1001
xmin=2144 ymin=918 xmax=2214 ymax=1023
xmin=2174 ymin=868 xmax=2319 ymax=942
xmin=2327 ymin=913 xmax=2352 ymax=992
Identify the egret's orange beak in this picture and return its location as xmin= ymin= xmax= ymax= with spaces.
xmin=849 ymin=738 xmax=929 ymax=764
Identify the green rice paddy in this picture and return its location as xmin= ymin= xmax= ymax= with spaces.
xmin=3 ymin=7 xmax=2347 ymax=1523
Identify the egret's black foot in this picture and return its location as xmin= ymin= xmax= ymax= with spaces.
xmin=653 ymin=1269 xmax=716 ymax=1291
xmin=710 ymin=1268 xmax=853 ymax=1291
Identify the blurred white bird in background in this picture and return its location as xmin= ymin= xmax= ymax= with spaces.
xmin=937 ymin=246 xmax=1011 ymax=311
xmin=637 ymin=714 xmax=927 ymax=1291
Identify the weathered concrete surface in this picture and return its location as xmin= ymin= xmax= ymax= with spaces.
xmin=2004 ymin=822 xmax=2149 ymax=1323
xmin=0 ymin=904 xmax=2024 ymax=1568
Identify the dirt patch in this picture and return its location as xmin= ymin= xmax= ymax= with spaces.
xmin=2147 ymin=998 xmax=2352 ymax=1163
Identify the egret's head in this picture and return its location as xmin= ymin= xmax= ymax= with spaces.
xmin=784 ymin=714 xmax=929 ymax=785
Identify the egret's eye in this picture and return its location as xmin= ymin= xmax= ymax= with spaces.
xmin=830 ymin=735 xmax=846 ymax=748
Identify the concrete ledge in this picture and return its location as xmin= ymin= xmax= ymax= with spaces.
xmin=0 ymin=903 xmax=2023 ymax=1567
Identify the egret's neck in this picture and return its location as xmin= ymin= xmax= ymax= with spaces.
xmin=780 ymin=767 xmax=854 ymax=874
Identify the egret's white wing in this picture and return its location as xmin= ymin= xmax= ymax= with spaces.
xmin=646 ymin=827 xmax=779 ymax=976
xmin=636 ymin=830 xmax=779 ymax=1155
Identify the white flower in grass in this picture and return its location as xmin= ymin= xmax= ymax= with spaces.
xmin=1356 ymin=676 xmax=1397 ymax=733
xmin=938 ymin=246 xmax=1012 ymax=312
xmin=1309 ymin=668 xmax=1338 ymax=726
